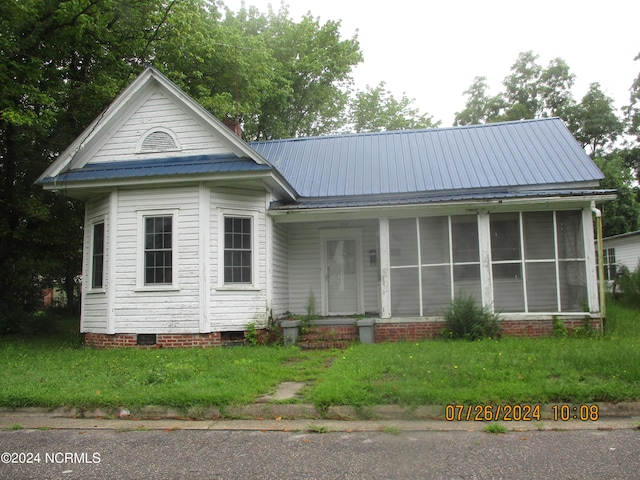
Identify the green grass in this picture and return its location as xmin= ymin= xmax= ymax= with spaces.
xmin=483 ymin=423 xmax=507 ymax=434
xmin=0 ymin=336 xmax=334 ymax=410
xmin=0 ymin=301 xmax=639 ymax=411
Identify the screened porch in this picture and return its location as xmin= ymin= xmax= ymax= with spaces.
xmin=380 ymin=208 xmax=597 ymax=318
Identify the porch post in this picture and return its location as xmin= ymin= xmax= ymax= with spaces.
xmin=379 ymin=217 xmax=392 ymax=318
xmin=477 ymin=212 xmax=494 ymax=310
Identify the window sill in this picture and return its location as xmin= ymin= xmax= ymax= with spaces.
xmin=86 ymin=288 xmax=106 ymax=295
xmin=135 ymin=285 xmax=181 ymax=293
xmin=216 ymin=285 xmax=261 ymax=292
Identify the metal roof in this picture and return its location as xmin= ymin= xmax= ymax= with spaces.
xmin=39 ymin=154 xmax=271 ymax=184
xmin=250 ymin=118 xmax=604 ymax=198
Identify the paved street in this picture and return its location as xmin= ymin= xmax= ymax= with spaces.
xmin=1 ymin=427 xmax=639 ymax=479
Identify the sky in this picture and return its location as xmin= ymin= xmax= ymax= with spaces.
xmin=222 ymin=0 xmax=640 ymax=126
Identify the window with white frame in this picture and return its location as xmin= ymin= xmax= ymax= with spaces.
xmin=143 ymin=215 xmax=173 ymax=285
xmin=91 ymin=221 xmax=105 ymax=289
xmin=602 ymin=247 xmax=616 ymax=281
xmin=223 ymin=216 xmax=252 ymax=284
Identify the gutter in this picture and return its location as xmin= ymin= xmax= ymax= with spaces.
xmin=591 ymin=202 xmax=606 ymax=325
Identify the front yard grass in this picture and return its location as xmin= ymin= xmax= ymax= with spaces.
xmin=0 ymin=300 xmax=639 ymax=411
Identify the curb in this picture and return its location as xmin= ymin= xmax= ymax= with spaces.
xmin=0 ymin=402 xmax=640 ymax=428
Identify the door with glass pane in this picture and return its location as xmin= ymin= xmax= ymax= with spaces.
xmin=324 ymin=238 xmax=362 ymax=315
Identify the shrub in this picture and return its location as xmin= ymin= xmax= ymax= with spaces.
xmin=552 ymin=316 xmax=568 ymax=337
xmin=616 ymin=263 xmax=640 ymax=307
xmin=442 ymin=295 xmax=501 ymax=341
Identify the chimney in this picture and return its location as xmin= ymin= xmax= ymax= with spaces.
xmin=222 ymin=117 xmax=243 ymax=138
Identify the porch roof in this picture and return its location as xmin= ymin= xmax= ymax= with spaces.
xmin=251 ymin=118 xmax=604 ymax=198
xmin=269 ymin=188 xmax=615 ymax=211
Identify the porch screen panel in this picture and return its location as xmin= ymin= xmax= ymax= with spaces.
xmin=525 ymin=263 xmax=557 ymax=311
xmin=523 ymin=212 xmax=555 ymax=259
xmin=419 ymin=217 xmax=451 ymax=314
xmin=451 ymin=215 xmax=481 ymax=303
xmin=490 ymin=213 xmax=524 ymax=312
xmin=556 ymin=211 xmax=587 ymax=311
xmin=389 ymin=218 xmax=420 ymax=315
xmin=523 ymin=212 xmax=558 ymax=312
xmin=390 ymin=218 xmax=418 ymax=266
xmin=422 ymin=266 xmax=451 ymax=315
xmin=419 ymin=217 xmax=450 ymax=264
xmin=391 ymin=268 xmax=420 ymax=316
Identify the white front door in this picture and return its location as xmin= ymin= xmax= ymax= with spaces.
xmin=323 ymin=233 xmax=363 ymax=315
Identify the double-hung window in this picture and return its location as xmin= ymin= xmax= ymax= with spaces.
xmin=91 ymin=221 xmax=105 ymax=289
xmin=223 ymin=216 xmax=252 ymax=284
xmin=144 ymin=215 xmax=173 ymax=285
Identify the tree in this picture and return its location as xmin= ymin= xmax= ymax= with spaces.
xmin=454 ymin=76 xmax=504 ymax=126
xmin=501 ymin=51 xmax=543 ymax=120
xmin=454 ymin=52 xmax=578 ymax=125
xmin=0 ymin=0 xmax=177 ymax=330
xmin=626 ymin=52 xmax=640 ymax=142
xmin=227 ymin=5 xmax=363 ymax=139
xmin=594 ymin=155 xmax=640 ymax=237
xmin=565 ymin=83 xmax=624 ymax=157
xmin=348 ymin=82 xmax=440 ymax=132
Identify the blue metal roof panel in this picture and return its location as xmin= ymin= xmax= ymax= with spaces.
xmin=252 ymin=118 xmax=604 ymax=198
xmin=39 ymin=154 xmax=270 ymax=183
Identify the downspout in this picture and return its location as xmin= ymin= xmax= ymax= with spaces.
xmin=591 ymin=202 xmax=605 ymax=330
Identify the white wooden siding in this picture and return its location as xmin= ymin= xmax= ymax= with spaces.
xmin=287 ymin=219 xmax=379 ymax=316
xmin=81 ymin=195 xmax=111 ymax=333
xmin=271 ymin=221 xmax=290 ymax=315
xmin=603 ymin=235 xmax=640 ymax=272
xmin=113 ymin=187 xmax=201 ymax=333
xmin=209 ymin=187 xmax=269 ymax=330
xmin=90 ymin=90 xmax=231 ymax=163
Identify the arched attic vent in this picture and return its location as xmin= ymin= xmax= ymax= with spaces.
xmin=138 ymin=128 xmax=180 ymax=153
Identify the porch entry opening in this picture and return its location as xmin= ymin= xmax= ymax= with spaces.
xmin=324 ymin=237 xmax=362 ymax=315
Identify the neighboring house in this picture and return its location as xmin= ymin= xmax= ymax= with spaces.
xmin=601 ymin=230 xmax=640 ymax=280
xmin=38 ymin=67 xmax=614 ymax=347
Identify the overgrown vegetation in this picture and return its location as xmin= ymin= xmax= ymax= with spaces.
xmin=616 ymin=263 xmax=640 ymax=308
xmin=442 ymin=295 xmax=501 ymax=341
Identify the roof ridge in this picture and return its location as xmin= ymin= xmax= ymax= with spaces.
xmin=250 ymin=118 xmax=563 ymax=144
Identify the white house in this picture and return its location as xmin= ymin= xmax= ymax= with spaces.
xmin=602 ymin=230 xmax=640 ymax=281
xmin=38 ymin=67 xmax=614 ymax=347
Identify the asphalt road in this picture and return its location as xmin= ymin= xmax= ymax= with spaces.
xmin=1 ymin=428 xmax=639 ymax=479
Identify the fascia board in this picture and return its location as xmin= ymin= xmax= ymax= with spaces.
xmin=269 ymin=194 xmax=618 ymax=224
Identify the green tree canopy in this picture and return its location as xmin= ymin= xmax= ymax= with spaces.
xmin=348 ymin=82 xmax=440 ymax=132
xmin=565 ymin=83 xmax=625 ymax=157
xmin=594 ymin=155 xmax=640 ymax=237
